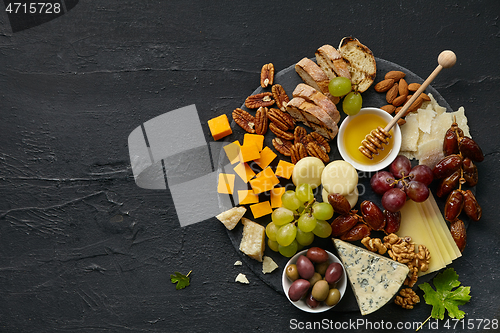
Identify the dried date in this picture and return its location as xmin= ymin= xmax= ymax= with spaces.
xmin=463 ymin=189 xmax=482 ymax=221
xmin=462 ymin=158 xmax=478 ymax=187
xmin=330 ymin=214 xmax=358 ymax=237
xmin=383 ymin=210 xmax=401 ymax=234
xmin=444 ymin=189 xmax=464 ymax=222
xmin=450 ymin=219 xmax=467 ymax=253
xmin=433 ymin=154 xmax=463 ymax=179
xmin=360 ymin=200 xmax=386 ymax=231
xmin=459 ymin=136 xmax=484 ymax=162
xmin=340 ymin=223 xmax=371 ymax=241
xmin=327 ymin=193 xmax=351 ymax=216
xmin=436 ymin=169 xmax=461 ymax=198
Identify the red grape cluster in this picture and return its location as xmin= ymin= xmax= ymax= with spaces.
xmin=370 ymin=155 xmax=433 ymax=212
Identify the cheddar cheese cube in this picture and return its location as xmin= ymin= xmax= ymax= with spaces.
xmin=239 ymin=143 xmax=261 ymax=163
xmin=208 ymin=114 xmax=232 ymax=141
xmin=237 ymin=190 xmax=259 ymax=205
xmin=270 ymin=186 xmax=286 ymax=208
xmin=249 ymin=201 xmax=273 ymax=219
xmin=254 ymin=146 xmax=277 ymax=170
xmin=217 ymin=173 xmax=235 ymax=194
xmin=243 ymin=133 xmax=265 ymax=152
xmin=250 ymin=167 xmax=279 ymax=194
xmin=233 ymin=162 xmax=256 ymax=183
xmin=223 ymin=141 xmax=241 ymax=164
xmin=275 ymin=160 xmax=295 ymax=179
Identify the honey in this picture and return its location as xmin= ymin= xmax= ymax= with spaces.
xmin=342 ymin=112 xmax=394 ymax=165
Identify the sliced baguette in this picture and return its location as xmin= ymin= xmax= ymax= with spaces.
xmin=338 ymin=37 xmax=376 ymax=93
xmin=287 ymin=97 xmax=338 ymax=141
xmin=292 ymin=83 xmax=340 ymax=124
xmin=294 ymin=57 xmax=339 ymax=104
xmin=286 ymin=97 xmax=310 ymax=126
xmin=315 ymin=44 xmax=351 ymax=80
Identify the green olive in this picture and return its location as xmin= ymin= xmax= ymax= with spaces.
xmin=308 ymin=272 xmax=322 ymax=288
xmin=315 ymin=261 xmax=329 ymax=276
xmin=286 ymin=264 xmax=299 ymax=281
xmin=311 ymin=280 xmax=329 ymax=302
xmin=325 ymin=288 xmax=341 ymax=306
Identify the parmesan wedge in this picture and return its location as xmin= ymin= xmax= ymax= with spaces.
xmin=239 ymin=218 xmax=265 ymax=262
xmin=216 ymin=206 xmax=247 ymax=230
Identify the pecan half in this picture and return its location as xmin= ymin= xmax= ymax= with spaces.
xmin=268 ymin=108 xmax=295 ymax=131
xmin=310 ymin=132 xmax=331 ymax=153
xmin=255 ymin=107 xmax=268 ymax=135
xmin=260 ymin=63 xmax=274 ymax=88
xmin=294 ymin=126 xmax=307 ymax=145
xmin=245 ymin=92 xmax=275 ymax=109
xmin=272 ymin=84 xmax=289 ymax=111
xmin=269 ymin=122 xmax=294 ymax=141
xmin=306 ymin=141 xmax=329 ymax=163
xmin=232 ymin=108 xmax=255 ymax=133
xmin=272 ymin=137 xmax=293 ymax=156
xmin=290 ymin=142 xmax=308 ymax=164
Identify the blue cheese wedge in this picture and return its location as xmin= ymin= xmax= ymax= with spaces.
xmin=333 ymin=239 xmax=409 ymax=315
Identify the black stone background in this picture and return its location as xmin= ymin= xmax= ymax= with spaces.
xmin=1 ymin=1 xmax=499 ymax=332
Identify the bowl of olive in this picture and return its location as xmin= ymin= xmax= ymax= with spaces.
xmin=282 ymin=247 xmax=347 ymax=313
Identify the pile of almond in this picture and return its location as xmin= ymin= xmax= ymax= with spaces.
xmin=374 ymin=70 xmax=431 ymax=125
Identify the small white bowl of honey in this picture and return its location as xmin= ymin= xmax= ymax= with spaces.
xmin=337 ymin=107 xmax=402 ymax=173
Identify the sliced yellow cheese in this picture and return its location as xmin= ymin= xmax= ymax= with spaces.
xmin=249 ymin=201 xmax=273 ymax=219
xmin=275 ymin=160 xmax=295 ymax=179
xmin=270 ymin=186 xmax=286 ymax=208
xmin=254 ymin=146 xmax=277 ymax=169
xmin=233 ymin=162 xmax=256 ymax=183
xmin=223 ymin=141 xmax=241 ymax=164
xmin=237 ymin=190 xmax=259 ymax=205
xmin=397 ymin=200 xmax=446 ymax=275
xmin=217 ymin=173 xmax=235 ymax=195
xmin=428 ymin=192 xmax=462 ymax=258
xmin=239 ymin=143 xmax=261 ymax=163
xmin=250 ymin=167 xmax=279 ymax=194
xmin=243 ymin=133 xmax=264 ymax=152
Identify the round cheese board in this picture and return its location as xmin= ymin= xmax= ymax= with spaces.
xmin=217 ymin=55 xmax=468 ymax=312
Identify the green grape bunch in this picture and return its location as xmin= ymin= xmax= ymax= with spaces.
xmin=266 ymin=184 xmax=334 ymax=257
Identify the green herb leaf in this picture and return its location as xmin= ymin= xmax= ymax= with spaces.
xmin=171 ymin=271 xmax=191 ymax=290
xmin=418 ymin=268 xmax=471 ymax=320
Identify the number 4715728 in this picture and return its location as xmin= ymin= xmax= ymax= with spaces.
xmin=5 ymin=2 xmax=62 ymax=14
xmin=443 ymin=318 xmax=499 ymax=330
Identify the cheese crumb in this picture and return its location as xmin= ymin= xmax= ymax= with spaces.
xmin=262 ymin=256 xmax=278 ymax=274
xmin=234 ymin=260 xmax=242 ymax=266
xmin=235 ymin=273 xmax=249 ymax=284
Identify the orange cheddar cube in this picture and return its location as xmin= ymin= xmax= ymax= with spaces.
xmin=243 ymin=133 xmax=265 ymax=152
xmin=275 ymin=160 xmax=295 ymax=179
xmin=233 ymin=162 xmax=256 ymax=183
xmin=223 ymin=141 xmax=241 ymax=164
xmin=250 ymin=201 xmax=273 ymax=219
xmin=254 ymin=146 xmax=277 ymax=170
xmin=208 ymin=114 xmax=232 ymax=141
xmin=237 ymin=190 xmax=259 ymax=205
xmin=270 ymin=186 xmax=286 ymax=208
xmin=217 ymin=173 xmax=235 ymax=194
xmin=249 ymin=167 xmax=279 ymax=194
xmin=239 ymin=143 xmax=261 ymax=163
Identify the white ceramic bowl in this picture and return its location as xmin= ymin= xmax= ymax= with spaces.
xmin=282 ymin=249 xmax=347 ymax=313
xmin=337 ymin=107 xmax=402 ymax=173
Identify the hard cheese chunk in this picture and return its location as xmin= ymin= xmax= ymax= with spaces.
xmin=334 ymin=239 xmax=409 ymax=316
xmin=239 ymin=218 xmax=265 ymax=262
xmin=216 ymin=206 xmax=246 ymax=230
xmin=208 ymin=114 xmax=232 ymax=140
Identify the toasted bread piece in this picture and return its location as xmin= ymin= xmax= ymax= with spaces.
xmin=292 ymin=83 xmax=340 ymax=124
xmin=338 ymin=37 xmax=376 ymax=93
xmin=239 ymin=218 xmax=265 ymax=262
xmin=315 ymin=44 xmax=351 ymax=80
xmin=286 ymin=97 xmax=310 ymax=126
xmin=294 ymin=58 xmax=339 ymax=104
xmin=287 ymin=97 xmax=338 ymax=141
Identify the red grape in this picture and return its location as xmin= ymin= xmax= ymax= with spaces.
xmin=406 ymin=181 xmax=430 ymax=202
xmin=409 ymin=165 xmax=434 ymax=186
xmin=370 ymin=171 xmax=395 ymax=195
xmin=390 ymin=155 xmax=412 ymax=178
xmin=381 ymin=188 xmax=407 ymax=212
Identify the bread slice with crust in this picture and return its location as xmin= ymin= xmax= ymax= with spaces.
xmin=286 ymin=97 xmax=310 ymax=127
xmin=294 ymin=57 xmax=339 ymax=104
xmin=315 ymin=44 xmax=351 ymax=80
xmin=338 ymin=37 xmax=376 ymax=93
xmin=292 ymin=83 xmax=340 ymax=124
xmin=286 ymin=97 xmax=338 ymax=141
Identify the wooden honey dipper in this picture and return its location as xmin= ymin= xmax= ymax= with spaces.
xmin=359 ymin=50 xmax=457 ymax=159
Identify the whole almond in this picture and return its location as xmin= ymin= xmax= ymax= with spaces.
xmin=397 ymin=118 xmax=406 ymax=126
xmin=420 ymin=93 xmax=431 ymax=101
xmin=385 ymin=70 xmax=406 ymax=81
xmin=386 ymin=83 xmax=399 ymax=104
xmin=408 ymin=83 xmax=421 ymax=92
xmin=374 ymin=79 xmax=395 ymax=93
xmin=380 ymin=104 xmax=396 ymax=114
xmin=398 ymin=78 xmax=409 ymax=96
xmin=405 ymin=96 xmax=424 ymax=116
xmin=392 ymin=94 xmax=408 ymax=107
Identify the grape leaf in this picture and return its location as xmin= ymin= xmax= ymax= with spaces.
xmin=171 ymin=271 xmax=191 ymax=290
xmin=418 ymin=268 xmax=471 ymax=320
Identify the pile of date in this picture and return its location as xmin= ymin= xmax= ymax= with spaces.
xmin=433 ymin=118 xmax=484 ymax=252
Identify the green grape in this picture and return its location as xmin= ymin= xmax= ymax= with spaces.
xmin=279 ymin=239 xmax=298 ymax=257
xmin=295 ymin=183 xmax=314 ymax=203
xmin=296 ymin=228 xmax=314 ymax=246
xmin=271 ymin=207 xmax=294 ymax=226
xmin=312 ymin=219 xmax=333 ymax=238
xmin=297 ymin=213 xmax=317 ymax=233
xmin=268 ymin=239 xmax=279 ymax=252
xmin=276 ymin=223 xmax=297 ymax=246
xmin=281 ymin=190 xmax=302 ymax=211
xmin=328 ymin=77 xmax=352 ymax=97
xmin=342 ymin=91 xmax=363 ymax=116
xmin=312 ymin=202 xmax=334 ymax=221
xmin=265 ymin=222 xmax=278 ymax=241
